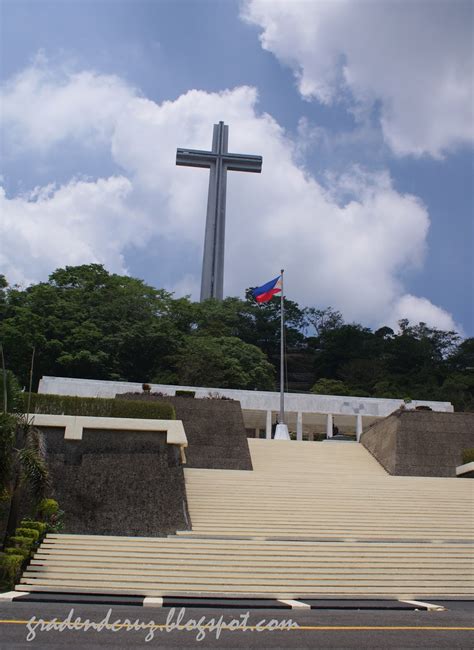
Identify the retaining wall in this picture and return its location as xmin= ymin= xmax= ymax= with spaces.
xmin=117 ymin=394 xmax=253 ymax=471
xmin=361 ymin=410 xmax=474 ymax=477
xmin=29 ymin=427 xmax=190 ymax=536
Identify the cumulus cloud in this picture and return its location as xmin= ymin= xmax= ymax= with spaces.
xmin=1 ymin=60 xmax=135 ymax=152
xmin=0 ymin=177 xmax=145 ymax=286
xmin=242 ymin=0 xmax=474 ymax=158
xmin=389 ymin=295 xmax=459 ymax=333
xmin=0 ymin=60 xmax=458 ymax=330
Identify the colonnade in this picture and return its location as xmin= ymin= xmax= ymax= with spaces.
xmin=256 ymin=411 xmax=364 ymax=442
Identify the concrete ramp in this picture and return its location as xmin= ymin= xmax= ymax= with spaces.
xmin=18 ymin=440 xmax=474 ymax=598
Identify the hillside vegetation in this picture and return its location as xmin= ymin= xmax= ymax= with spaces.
xmin=1 ymin=265 xmax=473 ymax=410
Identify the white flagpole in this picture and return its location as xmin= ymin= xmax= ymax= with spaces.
xmin=274 ymin=269 xmax=290 ymax=440
xmin=279 ymin=268 xmax=285 ymax=425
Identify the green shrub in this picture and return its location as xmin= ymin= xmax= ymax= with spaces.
xmin=15 ymin=527 xmax=39 ymax=542
xmin=4 ymin=546 xmax=30 ymax=560
xmin=175 ymin=390 xmax=195 ymax=398
xmin=314 ymin=433 xmax=327 ymax=442
xmin=36 ymin=499 xmax=65 ymax=532
xmin=8 ymin=536 xmax=34 ymax=557
xmin=462 ymin=448 xmax=474 ymax=464
xmin=310 ymin=379 xmax=349 ymax=396
xmin=111 ymin=400 xmax=174 ymax=419
xmin=19 ymin=520 xmax=48 ymax=536
xmin=23 ymin=393 xmax=175 ymax=420
xmin=8 ymin=535 xmax=34 ymax=548
xmin=0 ymin=552 xmax=24 ymax=588
xmin=37 ymin=498 xmax=59 ymax=518
xmin=47 ymin=510 xmax=65 ymax=533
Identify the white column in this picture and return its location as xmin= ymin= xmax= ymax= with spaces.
xmin=266 ymin=410 xmax=272 ymax=439
xmin=356 ymin=414 xmax=363 ymax=442
xmin=326 ymin=413 xmax=333 ymax=439
xmin=255 ymin=427 xmax=260 ymax=439
xmin=308 ymin=431 xmax=314 ymax=441
xmin=296 ymin=412 xmax=303 ymax=441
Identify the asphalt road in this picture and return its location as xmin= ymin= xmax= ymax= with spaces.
xmin=0 ymin=601 xmax=473 ymax=649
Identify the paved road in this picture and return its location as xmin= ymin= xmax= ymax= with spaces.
xmin=0 ymin=601 xmax=473 ymax=649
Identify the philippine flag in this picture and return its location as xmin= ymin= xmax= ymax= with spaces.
xmin=252 ymin=275 xmax=282 ymax=303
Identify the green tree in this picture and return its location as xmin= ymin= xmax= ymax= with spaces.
xmin=2 ymin=263 xmax=471 ymax=406
xmin=379 ymin=321 xmax=461 ymax=399
xmin=303 ymin=307 xmax=344 ymax=337
xmin=338 ymin=358 xmax=383 ymax=396
xmin=311 ymin=378 xmax=350 ymax=396
xmin=447 ymin=337 xmax=474 ymax=372
xmin=0 ymin=264 xmax=184 ymax=388
xmin=313 ymin=324 xmax=377 ymax=381
xmin=240 ymin=290 xmax=306 ymax=370
xmin=438 ymin=372 xmax=474 ymax=411
xmin=167 ymin=336 xmax=276 ymax=390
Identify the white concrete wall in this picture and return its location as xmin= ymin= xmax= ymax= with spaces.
xmin=38 ymin=376 xmax=454 ymax=417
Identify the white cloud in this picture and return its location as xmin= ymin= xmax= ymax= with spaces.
xmin=242 ymin=0 xmax=474 ymax=158
xmin=1 ymin=61 xmax=135 ymax=152
xmin=0 ymin=177 xmax=144 ymax=286
xmin=0 ymin=61 xmax=458 ymax=331
xmin=389 ymin=294 xmax=459 ymax=333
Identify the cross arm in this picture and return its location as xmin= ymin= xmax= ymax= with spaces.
xmin=176 ymin=148 xmax=216 ymax=169
xmin=224 ymin=153 xmax=263 ymax=173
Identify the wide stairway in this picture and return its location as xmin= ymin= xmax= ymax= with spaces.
xmin=18 ymin=439 xmax=474 ymax=598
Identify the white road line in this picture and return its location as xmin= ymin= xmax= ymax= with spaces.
xmin=399 ymin=599 xmax=445 ymax=611
xmin=0 ymin=591 xmax=30 ymax=601
xmin=278 ymin=599 xmax=311 ymax=609
xmin=143 ymin=596 xmax=164 ymax=607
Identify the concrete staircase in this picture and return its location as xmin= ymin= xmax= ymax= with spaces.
xmin=181 ymin=439 xmax=472 ymax=541
xmin=17 ymin=439 xmax=474 ymax=598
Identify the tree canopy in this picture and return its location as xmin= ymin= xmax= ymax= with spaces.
xmin=1 ymin=264 xmax=473 ymax=409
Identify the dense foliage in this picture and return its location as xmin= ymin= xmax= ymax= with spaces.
xmin=0 ymin=371 xmax=51 ymax=546
xmin=1 ymin=264 xmax=473 ymax=410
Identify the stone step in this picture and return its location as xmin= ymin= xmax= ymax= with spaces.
xmin=39 ymin=538 xmax=473 ymax=547
xmin=23 ymin=562 xmax=472 ymax=585
xmin=30 ymin=552 xmax=474 ymax=571
xmin=33 ymin=550 xmax=473 ymax=562
xmin=20 ymin=574 xmax=473 ymax=587
xmin=19 ymin=583 xmax=474 ymax=597
xmin=18 ymin=438 xmax=473 ymax=599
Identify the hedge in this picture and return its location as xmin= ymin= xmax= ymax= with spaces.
xmin=22 ymin=393 xmax=175 ymax=420
xmin=462 ymin=448 xmax=474 ymax=464
xmin=4 ymin=547 xmax=29 ymax=559
xmin=37 ymin=498 xmax=59 ymax=518
xmin=1 ymin=518 xmax=51 ymax=590
xmin=8 ymin=535 xmax=35 ymax=551
xmin=19 ymin=520 xmax=48 ymax=536
xmin=15 ymin=528 xmax=40 ymax=542
xmin=0 ymin=553 xmax=24 ymax=588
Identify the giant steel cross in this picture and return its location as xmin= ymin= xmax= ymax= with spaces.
xmin=176 ymin=121 xmax=263 ymax=301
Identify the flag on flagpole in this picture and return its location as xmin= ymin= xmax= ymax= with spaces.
xmin=252 ymin=275 xmax=282 ymax=303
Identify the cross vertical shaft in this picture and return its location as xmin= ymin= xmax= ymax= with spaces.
xmin=202 ymin=121 xmax=227 ymax=301
xmin=176 ymin=122 xmax=263 ymax=301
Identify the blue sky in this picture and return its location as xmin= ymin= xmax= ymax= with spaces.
xmin=1 ymin=0 xmax=473 ymax=335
